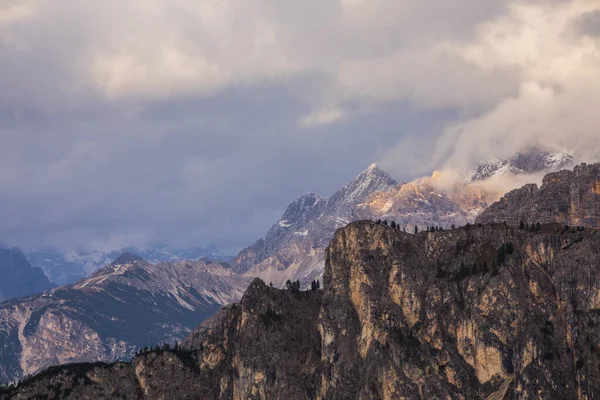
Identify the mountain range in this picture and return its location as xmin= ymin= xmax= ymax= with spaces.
xmin=0 ymin=147 xmax=583 ymax=387
xmin=7 ymin=169 xmax=600 ymax=399
xmin=25 ymin=244 xmax=233 ymax=286
xmin=232 ymin=147 xmax=576 ymax=288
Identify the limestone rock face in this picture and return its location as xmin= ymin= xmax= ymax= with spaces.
xmin=9 ymin=221 xmax=600 ymax=399
xmin=477 ymin=162 xmax=600 ymax=227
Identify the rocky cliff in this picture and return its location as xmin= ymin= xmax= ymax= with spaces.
xmin=0 ymin=257 xmax=250 ymax=385
xmin=477 ymin=162 xmax=600 ymax=227
xmin=0 ymin=247 xmax=55 ymax=302
xmin=9 ymin=220 xmax=600 ymax=399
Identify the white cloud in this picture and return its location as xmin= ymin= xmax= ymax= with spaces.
xmin=0 ymin=1 xmax=36 ymax=26
xmin=432 ymin=0 xmax=600 ymax=171
xmin=300 ymin=107 xmax=345 ymax=127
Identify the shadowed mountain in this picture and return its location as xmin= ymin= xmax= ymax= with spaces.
xmin=0 ymin=248 xmax=55 ymax=302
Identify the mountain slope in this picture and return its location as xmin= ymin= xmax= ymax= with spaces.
xmin=0 ymin=257 xmax=250 ymax=384
xmin=0 ymin=248 xmax=55 ymax=302
xmin=9 ymin=220 xmax=600 ymax=399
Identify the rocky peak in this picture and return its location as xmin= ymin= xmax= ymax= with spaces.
xmin=279 ymin=193 xmax=324 ymax=228
xmin=325 ymin=163 xmax=397 ymax=216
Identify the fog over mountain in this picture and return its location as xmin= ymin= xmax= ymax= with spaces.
xmin=1 ymin=0 xmax=599 ymax=252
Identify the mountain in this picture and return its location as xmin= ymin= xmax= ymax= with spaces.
xmin=232 ymin=164 xmax=398 ymax=286
xmin=26 ymin=244 xmax=234 ymax=286
xmin=0 ymin=256 xmax=250 ymax=384
xmin=0 ymin=248 xmax=55 ymax=302
xmin=9 ymin=220 xmax=600 ymax=399
xmin=356 ymin=171 xmax=493 ymax=228
xmin=466 ymin=147 xmax=574 ymax=182
xmin=233 ymin=149 xmax=574 ymax=288
xmin=476 ymin=162 xmax=600 ymax=227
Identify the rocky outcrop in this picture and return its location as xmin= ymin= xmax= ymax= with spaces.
xmin=9 ymin=221 xmax=600 ymax=398
xmin=0 ymin=247 xmax=54 ymax=302
xmin=477 ymin=162 xmax=600 ymax=227
xmin=0 ymin=258 xmax=250 ymax=384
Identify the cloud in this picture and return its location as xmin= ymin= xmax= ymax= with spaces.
xmin=1 ymin=0 xmax=600 ymax=252
xmin=432 ymin=1 xmax=600 ymax=171
xmin=300 ymin=107 xmax=345 ymax=127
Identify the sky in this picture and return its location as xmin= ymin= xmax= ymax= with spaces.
xmin=1 ymin=0 xmax=599 ymax=252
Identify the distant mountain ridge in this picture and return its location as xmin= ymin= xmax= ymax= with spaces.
xmin=466 ymin=148 xmax=574 ymax=182
xmin=26 ymin=244 xmax=233 ymax=286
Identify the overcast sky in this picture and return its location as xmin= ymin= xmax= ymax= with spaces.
xmin=1 ymin=0 xmax=599 ymax=252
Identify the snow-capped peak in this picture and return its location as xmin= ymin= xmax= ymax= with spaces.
xmin=467 ymin=148 xmax=574 ymax=183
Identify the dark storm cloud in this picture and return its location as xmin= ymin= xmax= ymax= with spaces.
xmin=577 ymin=9 xmax=600 ymax=37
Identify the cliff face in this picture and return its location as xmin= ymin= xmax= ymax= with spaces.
xmin=477 ymin=162 xmax=600 ymax=227
xmin=7 ymin=221 xmax=600 ymax=399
